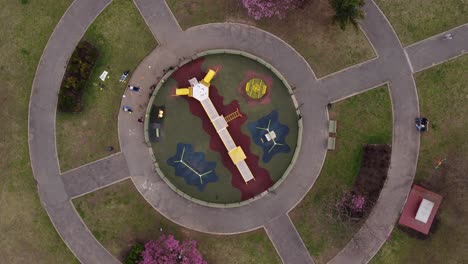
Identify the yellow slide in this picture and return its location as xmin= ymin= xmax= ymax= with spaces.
xmin=201 ymin=69 xmax=216 ymax=87
xmin=176 ymin=88 xmax=190 ymax=96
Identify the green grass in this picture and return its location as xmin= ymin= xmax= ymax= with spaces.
xmin=375 ymin=0 xmax=468 ymax=45
xmin=56 ymin=0 xmax=156 ymax=172
xmin=289 ymin=86 xmax=392 ymax=263
xmin=0 ymin=1 xmax=78 ymax=263
xmin=151 ymin=54 xmax=298 ymax=203
xmin=73 ymin=179 xmax=281 ymax=263
xmin=371 ymin=56 xmax=468 ymax=264
xmin=166 ymin=0 xmax=375 ymax=77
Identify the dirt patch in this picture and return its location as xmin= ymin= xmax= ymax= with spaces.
xmin=339 ymin=144 xmax=391 ymax=218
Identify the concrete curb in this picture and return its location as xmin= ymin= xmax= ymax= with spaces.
xmin=143 ymin=49 xmax=303 ymax=208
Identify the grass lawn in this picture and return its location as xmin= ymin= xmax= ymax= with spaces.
xmin=166 ymin=0 xmax=374 ymax=77
xmin=73 ymin=179 xmax=281 ymax=263
xmin=0 ymin=1 xmax=78 ymax=263
xmin=152 ymin=54 xmax=298 ymax=203
xmin=375 ymin=0 xmax=468 ymax=45
xmin=56 ymin=0 xmax=156 ymax=172
xmin=289 ymin=86 xmax=392 ymax=263
xmin=371 ymin=56 xmax=468 ymax=264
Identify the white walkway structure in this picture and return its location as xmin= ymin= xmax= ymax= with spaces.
xmin=176 ymin=71 xmax=255 ymax=183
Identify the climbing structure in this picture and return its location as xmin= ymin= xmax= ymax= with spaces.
xmin=224 ymin=108 xmax=242 ymax=123
xmin=175 ymin=70 xmax=255 ymax=183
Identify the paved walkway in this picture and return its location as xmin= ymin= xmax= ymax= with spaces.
xmin=28 ymin=0 xmax=118 ymax=263
xmin=27 ymin=0 xmax=467 ymax=263
xmin=62 ymin=153 xmax=129 ymax=198
xmin=120 ymin=20 xmax=327 ymax=233
xmin=405 ymin=24 xmax=468 ymax=72
xmin=319 ymin=58 xmax=386 ymax=102
xmin=330 ymin=1 xmax=419 ymax=262
xmin=265 ymin=215 xmax=315 ymax=264
xmin=133 ymin=0 xmax=182 ymax=44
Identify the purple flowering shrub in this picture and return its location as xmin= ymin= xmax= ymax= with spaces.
xmin=241 ymin=0 xmax=301 ymax=20
xmin=337 ymin=191 xmax=368 ymax=219
xmin=140 ymin=235 xmax=207 ymax=264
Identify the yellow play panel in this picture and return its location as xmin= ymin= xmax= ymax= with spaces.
xmin=228 ymin=146 xmax=247 ymax=164
xmin=245 ymin=78 xmax=267 ymax=99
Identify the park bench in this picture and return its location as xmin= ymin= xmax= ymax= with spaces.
xmin=327 ymin=137 xmax=336 ymax=150
xmin=329 ymin=120 xmax=337 ymax=134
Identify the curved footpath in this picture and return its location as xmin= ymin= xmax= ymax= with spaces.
xmin=28 ymin=0 xmax=118 ymax=263
xmin=327 ymin=1 xmax=420 ymax=262
xmin=28 ymin=0 xmax=468 ymax=263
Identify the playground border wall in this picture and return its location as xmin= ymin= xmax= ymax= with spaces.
xmin=144 ymin=49 xmax=303 ymax=208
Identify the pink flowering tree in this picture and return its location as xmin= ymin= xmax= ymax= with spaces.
xmin=241 ymin=0 xmax=303 ymax=20
xmin=140 ymin=235 xmax=207 ymax=264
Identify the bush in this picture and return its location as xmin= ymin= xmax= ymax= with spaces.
xmin=58 ymin=41 xmax=98 ymax=112
xmin=241 ymin=0 xmax=308 ymax=20
xmin=125 ymin=243 xmax=144 ymax=264
xmin=140 ymin=234 xmax=207 ymax=264
xmin=338 ymin=144 xmax=391 ymax=220
xmin=330 ymin=0 xmax=365 ymax=30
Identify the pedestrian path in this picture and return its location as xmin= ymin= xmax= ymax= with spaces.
xmin=133 ymin=0 xmax=182 ymax=44
xmin=28 ymin=0 xmax=119 ymax=263
xmin=62 ymin=153 xmax=130 ymax=198
xmin=405 ymin=24 xmax=468 ymax=72
xmin=319 ymin=58 xmax=386 ymax=102
xmin=265 ymin=214 xmax=315 ymax=264
xmin=27 ymin=0 xmax=467 ymax=263
xmin=329 ymin=1 xmax=419 ymax=262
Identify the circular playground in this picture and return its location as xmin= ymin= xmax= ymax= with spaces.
xmin=147 ymin=51 xmax=300 ymax=205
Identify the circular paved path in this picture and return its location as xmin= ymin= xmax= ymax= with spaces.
xmin=28 ymin=0 xmax=467 ymax=263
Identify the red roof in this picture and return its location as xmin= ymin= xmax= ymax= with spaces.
xmin=398 ymin=185 xmax=443 ymax=235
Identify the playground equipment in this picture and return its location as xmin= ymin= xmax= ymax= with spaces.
xmin=255 ymin=119 xmax=284 ymax=153
xmin=224 ymin=108 xmax=242 ymax=123
xmin=245 ymin=78 xmax=267 ymax=99
xmin=175 ymin=70 xmax=255 ymax=183
xmin=434 ymin=157 xmax=446 ymax=170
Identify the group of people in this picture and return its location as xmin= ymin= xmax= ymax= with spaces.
xmin=122 ymin=85 xmax=141 ymax=113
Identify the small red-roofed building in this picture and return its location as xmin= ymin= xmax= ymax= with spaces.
xmin=398 ymin=185 xmax=443 ymax=235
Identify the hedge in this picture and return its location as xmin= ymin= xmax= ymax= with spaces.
xmin=58 ymin=41 xmax=99 ymax=112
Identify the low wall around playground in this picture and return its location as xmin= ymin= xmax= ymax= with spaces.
xmin=144 ymin=49 xmax=303 ymax=208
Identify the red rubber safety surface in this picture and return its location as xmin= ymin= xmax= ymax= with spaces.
xmin=172 ymin=58 xmax=273 ymax=200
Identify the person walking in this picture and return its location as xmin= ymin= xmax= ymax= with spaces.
xmin=122 ymin=106 xmax=133 ymax=113
xmin=443 ymin=33 xmax=453 ymax=40
xmin=128 ymin=85 xmax=141 ymax=92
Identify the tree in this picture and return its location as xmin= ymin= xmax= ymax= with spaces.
xmin=125 ymin=243 xmax=144 ymax=264
xmin=330 ymin=0 xmax=365 ymax=30
xmin=241 ymin=0 xmax=304 ymax=20
xmin=140 ymin=235 xmax=207 ymax=264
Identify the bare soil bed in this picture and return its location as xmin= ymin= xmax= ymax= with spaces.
xmin=339 ymin=144 xmax=391 ymax=219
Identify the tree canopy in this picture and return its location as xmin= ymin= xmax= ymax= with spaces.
xmin=140 ymin=235 xmax=207 ymax=264
xmin=241 ymin=0 xmax=306 ymax=20
xmin=330 ymin=0 xmax=365 ymax=30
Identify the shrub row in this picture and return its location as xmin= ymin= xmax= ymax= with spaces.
xmin=58 ymin=41 xmax=99 ymax=112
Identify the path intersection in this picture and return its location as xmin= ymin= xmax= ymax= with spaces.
xmin=28 ymin=0 xmax=467 ymax=263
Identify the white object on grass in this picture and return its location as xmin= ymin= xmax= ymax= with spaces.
xmin=99 ymin=71 xmax=108 ymax=81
